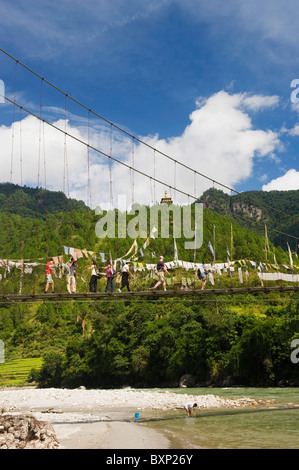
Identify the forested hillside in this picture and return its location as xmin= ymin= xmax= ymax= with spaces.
xmin=0 ymin=187 xmax=293 ymax=265
xmin=0 ymin=182 xmax=89 ymax=219
xmin=198 ymin=188 xmax=299 ymax=250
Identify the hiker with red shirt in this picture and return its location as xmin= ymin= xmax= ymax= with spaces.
xmin=45 ymin=258 xmax=57 ymax=293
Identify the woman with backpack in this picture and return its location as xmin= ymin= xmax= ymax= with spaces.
xmin=197 ymin=261 xmax=208 ymax=290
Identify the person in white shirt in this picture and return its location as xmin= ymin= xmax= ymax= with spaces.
xmin=86 ymin=258 xmax=99 ymax=293
xmin=66 ymin=257 xmax=78 ymax=294
xmin=119 ymin=261 xmax=134 ymax=292
xmin=184 ymin=402 xmax=198 ymax=417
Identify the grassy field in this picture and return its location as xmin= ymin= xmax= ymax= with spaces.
xmin=0 ymin=357 xmax=42 ymax=387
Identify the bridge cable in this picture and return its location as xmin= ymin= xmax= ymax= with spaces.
xmin=0 ymin=47 xmax=296 ymax=228
xmin=1 ymin=91 xmax=298 ymax=248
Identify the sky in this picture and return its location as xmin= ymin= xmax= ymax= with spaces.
xmin=0 ymin=0 xmax=298 ymax=209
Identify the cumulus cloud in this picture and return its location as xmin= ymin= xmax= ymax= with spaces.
xmin=262 ymin=169 xmax=299 ymax=191
xmin=73 ymin=90 xmax=283 ymax=208
xmin=125 ymin=90 xmax=280 ymax=205
xmin=0 ymin=115 xmax=90 ymax=191
xmin=0 ymin=91 xmax=282 ymax=209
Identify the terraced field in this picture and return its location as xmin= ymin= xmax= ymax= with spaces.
xmin=0 ymin=358 xmax=42 ymax=387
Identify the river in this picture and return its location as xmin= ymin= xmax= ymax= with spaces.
xmin=140 ymin=388 xmax=299 ymax=449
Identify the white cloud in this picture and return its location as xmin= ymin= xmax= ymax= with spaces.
xmin=0 ymin=0 xmax=172 ymax=59
xmin=97 ymin=91 xmax=281 ymax=209
xmin=240 ymin=94 xmax=279 ymax=111
xmin=288 ymin=124 xmax=299 ymax=136
xmin=262 ymin=169 xmax=299 ymax=191
xmin=92 ymin=90 xmax=281 ymax=207
xmin=258 ymin=174 xmax=268 ymax=182
xmin=0 ymin=91 xmax=282 ymax=209
xmin=179 ymin=0 xmax=299 ymax=48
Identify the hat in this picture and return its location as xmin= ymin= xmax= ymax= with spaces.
xmin=160 ymin=256 xmax=164 ymax=259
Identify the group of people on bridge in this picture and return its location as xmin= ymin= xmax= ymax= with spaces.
xmin=44 ymin=256 xmax=209 ymax=295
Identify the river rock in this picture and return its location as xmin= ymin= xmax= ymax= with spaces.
xmin=179 ymin=374 xmax=196 ymax=388
xmin=0 ymin=413 xmax=59 ymax=449
xmin=222 ymin=376 xmax=235 ymax=387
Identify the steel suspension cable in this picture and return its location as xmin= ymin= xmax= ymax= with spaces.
xmin=1 ymin=92 xmax=298 ymax=245
xmin=0 ymin=47 xmax=296 ymax=226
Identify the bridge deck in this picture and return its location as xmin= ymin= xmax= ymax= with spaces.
xmin=0 ymin=285 xmax=298 ymax=302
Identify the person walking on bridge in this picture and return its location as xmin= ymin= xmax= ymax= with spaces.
xmin=104 ymin=262 xmax=116 ymax=293
xmin=152 ymin=256 xmax=170 ymax=291
xmin=66 ymin=257 xmax=78 ymax=294
xmin=86 ymin=257 xmax=99 ymax=293
xmin=44 ymin=258 xmax=57 ymax=293
xmin=118 ymin=261 xmax=134 ymax=292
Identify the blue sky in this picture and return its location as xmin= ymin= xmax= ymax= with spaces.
xmin=0 ymin=0 xmax=298 ymax=208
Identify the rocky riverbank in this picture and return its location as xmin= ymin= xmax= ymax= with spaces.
xmin=0 ymin=388 xmax=271 ymax=449
xmin=0 ymin=387 xmax=267 ymax=412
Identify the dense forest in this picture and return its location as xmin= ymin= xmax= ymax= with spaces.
xmin=0 ymin=295 xmax=298 ymax=388
xmin=0 ymin=183 xmax=298 ymax=388
xmin=198 ymin=187 xmax=299 ymax=250
xmin=0 ymin=184 xmax=294 ymax=265
xmin=0 ymin=182 xmax=89 ymax=218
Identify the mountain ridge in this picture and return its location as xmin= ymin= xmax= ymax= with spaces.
xmin=197 ymin=187 xmax=299 ymax=250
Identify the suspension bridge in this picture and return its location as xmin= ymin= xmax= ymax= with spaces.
xmin=0 ymin=48 xmax=298 ymax=303
xmin=0 ymin=285 xmax=298 ymax=304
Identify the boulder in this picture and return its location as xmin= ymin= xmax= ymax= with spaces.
xmin=179 ymin=374 xmax=196 ymax=388
xmin=222 ymin=376 xmax=235 ymax=387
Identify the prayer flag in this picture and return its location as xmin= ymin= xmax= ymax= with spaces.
xmin=208 ymin=241 xmax=215 ymax=260
xmin=174 ymin=238 xmax=178 ymax=263
xmin=287 ymin=242 xmax=293 ymax=269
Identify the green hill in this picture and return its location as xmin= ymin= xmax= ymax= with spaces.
xmin=0 ymin=197 xmax=292 ymax=265
xmin=0 ymin=182 xmax=89 ymax=219
xmin=198 ymin=188 xmax=299 ymax=251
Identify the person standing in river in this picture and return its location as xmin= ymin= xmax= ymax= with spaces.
xmin=184 ymin=402 xmax=198 ymax=417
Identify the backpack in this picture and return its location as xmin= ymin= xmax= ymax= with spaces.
xmin=197 ymin=268 xmax=205 ymax=279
